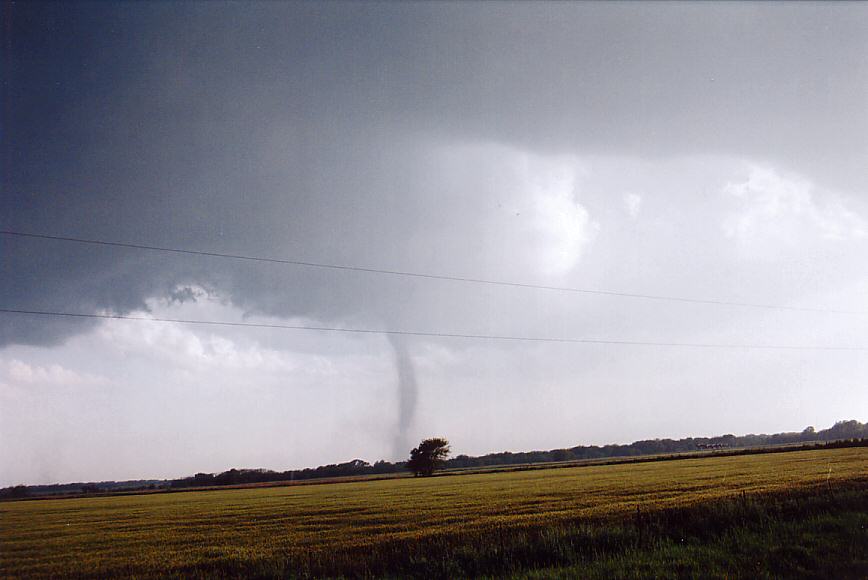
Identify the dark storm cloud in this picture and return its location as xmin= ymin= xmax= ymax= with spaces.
xmin=2 ymin=1 xmax=867 ymax=347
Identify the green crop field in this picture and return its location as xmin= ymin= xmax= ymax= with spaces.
xmin=2 ymin=447 xmax=867 ymax=578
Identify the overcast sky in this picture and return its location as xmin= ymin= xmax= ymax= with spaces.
xmin=2 ymin=2 xmax=867 ymax=486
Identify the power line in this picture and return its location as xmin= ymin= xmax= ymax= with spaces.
xmin=1 ymin=307 xmax=865 ymax=351
xmin=1 ymin=230 xmax=860 ymax=315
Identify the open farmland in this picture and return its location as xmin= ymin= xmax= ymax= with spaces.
xmin=2 ymin=447 xmax=867 ymax=578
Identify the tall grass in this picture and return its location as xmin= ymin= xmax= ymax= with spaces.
xmin=1 ymin=447 xmax=866 ymax=578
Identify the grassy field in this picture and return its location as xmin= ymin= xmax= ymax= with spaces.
xmin=1 ymin=447 xmax=866 ymax=578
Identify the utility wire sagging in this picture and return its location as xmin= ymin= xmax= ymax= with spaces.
xmin=1 ymin=230 xmax=862 ymax=315
xmin=0 ymin=308 xmax=866 ymax=351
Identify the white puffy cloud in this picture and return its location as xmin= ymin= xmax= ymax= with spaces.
xmin=723 ymin=165 xmax=867 ymax=245
xmin=525 ymin=159 xmax=599 ymax=276
xmin=93 ymin=291 xmax=377 ymax=379
xmin=432 ymin=143 xmax=599 ymax=279
xmin=1 ymin=359 xmax=107 ymax=388
xmin=623 ymin=193 xmax=643 ymax=219
xmin=0 ymin=295 xmax=398 ymax=485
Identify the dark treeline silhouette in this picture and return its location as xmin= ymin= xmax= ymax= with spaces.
xmin=4 ymin=420 xmax=865 ymax=498
xmin=169 ymin=459 xmax=402 ymax=489
xmin=446 ymin=420 xmax=867 ymax=469
xmin=0 ymin=480 xmax=164 ymax=499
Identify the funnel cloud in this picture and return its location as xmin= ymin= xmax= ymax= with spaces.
xmin=389 ymin=335 xmax=418 ymax=460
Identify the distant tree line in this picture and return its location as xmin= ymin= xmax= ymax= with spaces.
xmin=0 ymin=480 xmax=164 ymax=499
xmin=168 ymin=459 xmax=402 ymax=489
xmin=446 ymin=420 xmax=868 ymax=469
xmin=164 ymin=420 xmax=868 ymax=489
xmin=4 ymin=420 xmax=866 ymax=498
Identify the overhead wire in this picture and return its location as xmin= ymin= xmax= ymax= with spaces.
xmin=1 ymin=230 xmax=861 ymax=315
xmin=0 ymin=308 xmax=865 ymax=351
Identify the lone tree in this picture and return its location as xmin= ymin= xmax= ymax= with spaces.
xmin=406 ymin=438 xmax=451 ymax=476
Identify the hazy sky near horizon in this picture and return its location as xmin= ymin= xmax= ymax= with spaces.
xmin=2 ymin=2 xmax=868 ymax=486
